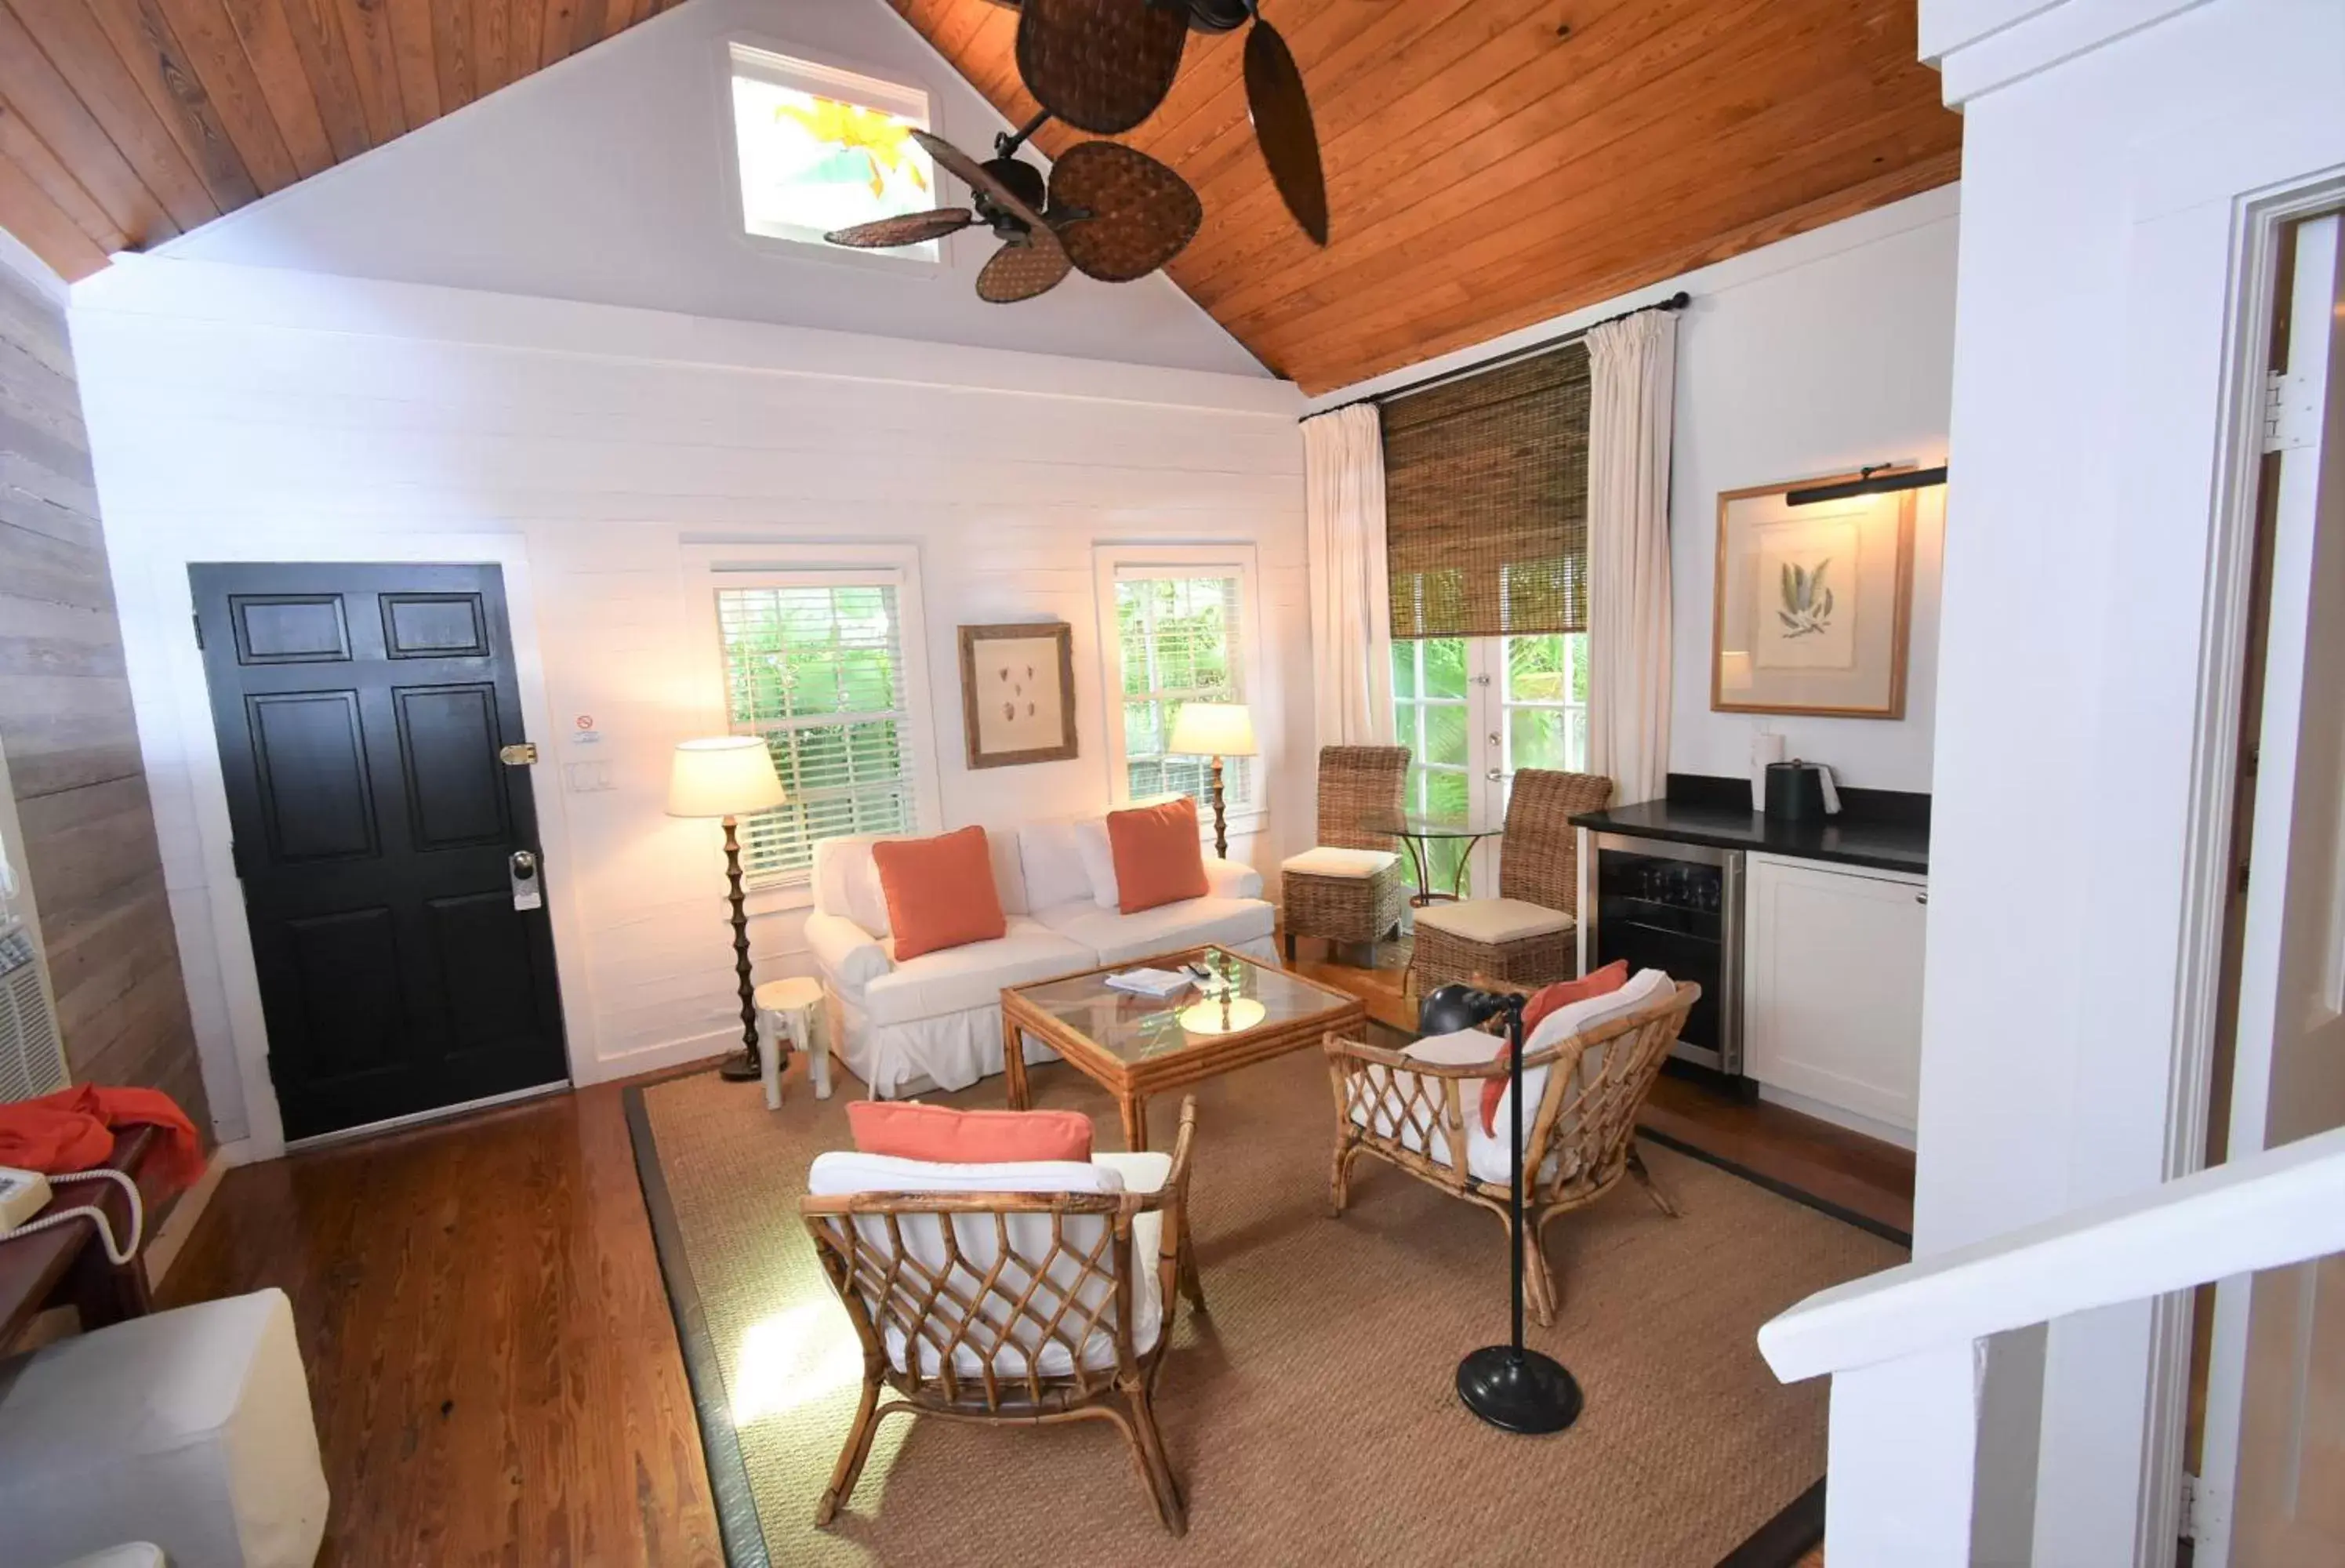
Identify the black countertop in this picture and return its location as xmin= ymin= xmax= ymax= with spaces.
xmin=1570 ymin=784 xmax=1930 ymax=877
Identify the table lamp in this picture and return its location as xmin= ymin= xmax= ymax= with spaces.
xmin=1167 ymin=702 xmax=1257 ymax=858
xmin=667 ymin=737 xmax=786 ymax=1083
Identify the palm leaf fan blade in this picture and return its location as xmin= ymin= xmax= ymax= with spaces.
xmin=1015 ymin=0 xmax=1189 ymax=136
xmin=825 ymin=209 xmax=975 ymax=249
xmin=977 ymin=238 xmax=1073 ymax=303
xmin=1243 ymin=16 xmax=1328 ymax=245
xmin=1049 ymin=141 xmax=1202 ymax=282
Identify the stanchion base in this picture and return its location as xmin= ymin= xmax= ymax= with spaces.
xmin=716 ymin=1048 xmax=762 ymax=1083
xmin=1456 ymin=1345 xmax=1582 ymax=1435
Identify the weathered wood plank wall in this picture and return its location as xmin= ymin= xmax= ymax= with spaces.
xmin=0 ymin=260 xmax=209 ymax=1134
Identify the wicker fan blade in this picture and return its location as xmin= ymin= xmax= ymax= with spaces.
xmin=913 ymin=130 xmax=1049 ymax=230
xmin=1048 ymin=141 xmax=1202 ymax=283
xmin=824 ymin=209 xmax=975 ymax=249
xmin=977 ymin=237 xmax=1073 ymax=303
xmin=1016 ymin=0 xmax=1188 ymax=136
xmin=1243 ymin=13 xmax=1328 ymax=245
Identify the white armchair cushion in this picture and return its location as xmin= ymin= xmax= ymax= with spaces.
xmin=804 ymin=909 xmax=890 ymax=999
xmin=862 ymin=920 xmax=1093 ymax=1026
xmin=1280 ymin=847 xmax=1399 ymax=880
xmin=1410 ymin=896 xmax=1574 ymax=944
xmin=1493 ymin=967 xmax=1674 ymax=1134
xmin=1201 ymin=856 xmax=1264 ymax=900
xmin=807 ymin=1152 xmax=1162 ymax=1374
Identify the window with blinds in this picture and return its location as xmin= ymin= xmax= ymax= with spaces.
xmin=717 ymin=582 xmax=917 ymax=885
xmin=1115 ymin=573 xmax=1255 ymax=811
xmin=1381 ymin=340 xmax=1592 ymax=640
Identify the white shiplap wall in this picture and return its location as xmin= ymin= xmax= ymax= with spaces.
xmin=70 ymin=258 xmax=1307 ymax=1153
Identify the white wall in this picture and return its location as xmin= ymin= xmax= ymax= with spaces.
xmin=148 ymin=0 xmax=1265 ymax=379
xmin=1309 ymin=187 xmax=1960 ymax=794
xmin=1891 ymin=0 xmax=2345 ymax=1561
xmin=69 ymin=257 xmax=1306 ymax=1153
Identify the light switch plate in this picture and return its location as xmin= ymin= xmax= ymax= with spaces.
xmin=564 ymin=761 xmax=614 ymax=793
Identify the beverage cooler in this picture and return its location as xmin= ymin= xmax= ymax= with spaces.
xmin=1585 ymin=834 xmax=1744 ymax=1077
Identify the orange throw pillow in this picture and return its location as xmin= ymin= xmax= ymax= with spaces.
xmin=1482 ymin=961 xmax=1631 ymax=1137
xmin=848 ymin=1101 xmax=1094 ymax=1163
xmin=871 ymin=826 xmax=1005 ymax=960
xmin=1104 ymin=797 xmax=1210 ymax=914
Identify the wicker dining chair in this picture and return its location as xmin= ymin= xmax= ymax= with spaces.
xmin=1408 ymin=768 xmax=1613 ymax=994
xmin=1280 ymin=745 xmax=1410 ymax=964
xmin=800 ymin=1100 xmax=1204 ymax=1534
xmin=1323 ymin=980 xmax=1699 ymax=1325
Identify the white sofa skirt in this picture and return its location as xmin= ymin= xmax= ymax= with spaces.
xmin=831 ymin=932 xmax=1280 ymax=1099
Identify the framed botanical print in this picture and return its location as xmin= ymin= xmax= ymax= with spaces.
xmin=959 ymin=622 xmax=1078 ymax=768
xmin=1711 ymin=473 xmax=1918 ymax=719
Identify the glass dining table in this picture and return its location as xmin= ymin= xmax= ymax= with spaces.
xmin=1362 ymin=811 xmax=1506 ymax=906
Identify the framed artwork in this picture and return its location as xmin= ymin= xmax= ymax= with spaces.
xmin=1711 ymin=473 xmax=1918 ymax=719
xmin=959 ymin=622 xmax=1079 ymax=768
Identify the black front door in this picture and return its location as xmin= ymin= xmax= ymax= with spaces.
xmin=191 ymin=563 xmax=568 ymax=1141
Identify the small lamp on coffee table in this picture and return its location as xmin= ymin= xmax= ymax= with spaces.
xmin=667 ymin=736 xmax=786 ymax=1083
xmin=1167 ymin=702 xmax=1257 ymax=858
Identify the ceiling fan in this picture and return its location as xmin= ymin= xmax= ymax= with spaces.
xmin=825 ymin=0 xmax=1326 ymax=303
xmin=827 ymin=122 xmax=1203 ymax=303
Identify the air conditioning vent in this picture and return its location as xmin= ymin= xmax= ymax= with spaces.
xmin=0 ymin=921 xmax=67 ymax=1103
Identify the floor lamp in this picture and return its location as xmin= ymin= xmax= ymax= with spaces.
xmin=1167 ymin=702 xmax=1256 ymax=858
xmin=667 ymin=737 xmax=786 ymax=1084
xmin=1419 ymin=982 xmax=1584 ymax=1435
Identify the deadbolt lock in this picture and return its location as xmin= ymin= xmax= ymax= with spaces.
xmin=499 ymin=743 xmax=539 ymax=766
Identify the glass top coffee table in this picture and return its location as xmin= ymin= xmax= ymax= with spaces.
xmin=1000 ymin=946 xmax=1368 ymax=1150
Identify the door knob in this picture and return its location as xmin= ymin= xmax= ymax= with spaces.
xmin=1485 ymin=769 xmax=1503 ymax=782
xmin=509 ymin=850 xmax=543 ymax=911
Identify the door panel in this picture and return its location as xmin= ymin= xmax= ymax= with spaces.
xmin=2205 ymin=212 xmax=2345 ymax=1565
xmin=194 ymin=562 xmax=567 ymax=1142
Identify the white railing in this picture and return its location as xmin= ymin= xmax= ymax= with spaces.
xmin=1757 ymin=1122 xmax=2345 ymax=1565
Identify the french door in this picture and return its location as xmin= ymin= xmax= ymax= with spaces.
xmin=1391 ymin=633 xmax=1589 ymax=897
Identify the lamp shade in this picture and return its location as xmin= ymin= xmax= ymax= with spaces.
xmin=666 ymin=736 xmax=785 ymax=818
xmin=1167 ymin=702 xmax=1258 ymax=757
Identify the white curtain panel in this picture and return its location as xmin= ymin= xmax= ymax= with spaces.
xmin=1586 ymin=309 xmax=1679 ymax=807
xmin=1302 ymin=403 xmax=1395 ymax=747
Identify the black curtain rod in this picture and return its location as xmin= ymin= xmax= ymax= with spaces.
xmin=1303 ymin=291 xmax=1692 ymax=423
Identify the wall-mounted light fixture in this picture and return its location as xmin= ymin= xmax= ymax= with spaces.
xmin=1785 ymin=463 xmax=1950 ymax=507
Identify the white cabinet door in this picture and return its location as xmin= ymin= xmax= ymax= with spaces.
xmin=1743 ymin=854 xmax=1928 ymax=1131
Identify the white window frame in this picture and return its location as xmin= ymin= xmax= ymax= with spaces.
xmin=683 ymin=542 xmax=945 ymax=913
xmin=1091 ymin=544 xmax=1267 ymax=837
xmin=1392 ymin=632 xmax=1589 ymax=895
xmin=719 ymin=39 xmax=944 ymax=272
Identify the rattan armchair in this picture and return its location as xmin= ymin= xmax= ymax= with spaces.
xmin=1408 ymin=768 xmax=1613 ymax=994
xmin=1280 ymin=745 xmax=1410 ymax=964
xmin=800 ymin=1099 xmax=1204 ymax=1534
xmin=1323 ymin=980 xmax=1699 ymax=1326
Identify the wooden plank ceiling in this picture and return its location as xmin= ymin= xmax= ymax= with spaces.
xmin=0 ymin=0 xmax=681 ymax=281
xmin=897 ymin=0 xmax=1962 ymax=392
xmin=0 ymin=0 xmax=1959 ymax=394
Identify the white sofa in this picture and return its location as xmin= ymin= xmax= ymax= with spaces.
xmin=804 ymin=820 xmax=1277 ymax=1098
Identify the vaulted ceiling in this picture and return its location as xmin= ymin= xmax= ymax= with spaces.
xmin=898 ymin=0 xmax=1962 ymax=392
xmin=0 ymin=0 xmax=682 ymax=279
xmin=0 ymin=0 xmax=1959 ymax=394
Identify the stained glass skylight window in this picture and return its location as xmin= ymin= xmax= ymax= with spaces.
xmin=728 ymin=45 xmax=938 ymax=258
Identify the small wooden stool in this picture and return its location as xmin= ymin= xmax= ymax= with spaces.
xmin=756 ymin=977 xmax=827 ymax=1109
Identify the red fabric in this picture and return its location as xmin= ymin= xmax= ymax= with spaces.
xmin=1481 ymin=962 xmax=1632 ymax=1137
xmin=848 ymin=1101 xmax=1094 ymax=1164
xmin=0 ymin=1085 xmax=205 ymax=1192
xmin=1104 ymin=797 xmax=1209 ymax=914
xmin=871 ymin=826 xmax=1007 ymax=960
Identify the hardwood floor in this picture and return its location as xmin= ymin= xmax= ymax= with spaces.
xmin=1294 ymin=937 xmax=1915 ymax=1238
xmin=154 ymin=940 xmax=1895 ymax=1562
xmin=156 ymin=1083 xmax=724 ymax=1566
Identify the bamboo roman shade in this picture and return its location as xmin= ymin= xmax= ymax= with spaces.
xmin=1381 ymin=341 xmax=1592 ymax=640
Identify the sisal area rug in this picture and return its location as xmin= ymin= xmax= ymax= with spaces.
xmin=627 ymin=1046 xmax=1904 ymax=1568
